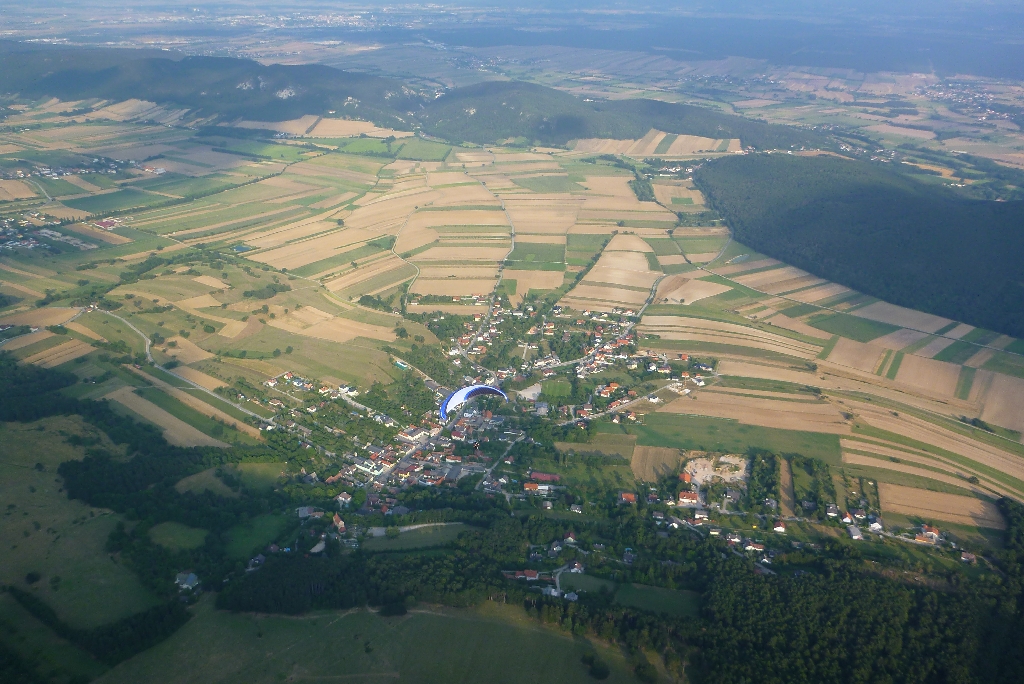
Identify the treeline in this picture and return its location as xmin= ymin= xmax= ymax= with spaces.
xmin=695 ymin=154 xmax=1024 ymax=337
xmin=4 ymin=587 xmax=190 ymax=667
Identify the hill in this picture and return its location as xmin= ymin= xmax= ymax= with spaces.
xmin=0 ymin=41 xmax=418 ymax=126
xmin=417 ymin=80 xmax=824 ymax=149
xmin=694 ymin=154 xmax=1024 ymax=337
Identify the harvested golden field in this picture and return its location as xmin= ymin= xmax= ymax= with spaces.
xmin=162 ymin=336 xmax=214 ymax=365
xmin=65 ymin=223 xmax=133 ymax=245
xmin=631 ymin=446 xmax=684 ymax=481
xmin=872 ymin=329 xmax=930 ymax=350
xmin=345 ymin=189 xmax=440 ymax=232
xmin=684 ymin=253 xmax=720 ymax=264
xmin=515 ymin=234 xmax=566 ymax=244
xmin=892 ymin=353 xmax=960 ymax=398
xmin=787 ymin=282 xmax=851 ymax=303
xmin=661 ymin=388 xmax=850 ymax=434
xmin=103 ymin=386 xmax=228 ymax=448
xmin=249 ymin=227 xmax=383 ymax=270
xmin=733 ymin=265 xmax=813 ymax=289
xmin=502 ymin=269 xmax=566 ymax=291
xmin=324 ymin=255 xmax=408 ymax=292
xmin=173 ymin=366 xmax=227 ymax=391
xmin=65 ymin=321 xmax=105 ymax=341
xmin=572 ymin=130 xmax=737 ymax=157
xmin=640 ymin=315 xmax=821 ymax=359
xmin=717 ymin=359 xmax=819 ymax=385
xmin=176 ymin=294 xmax=222 ymax=310
xmin=0 ymin=180 xmax=38 ymax=200
xmin=569 ymin=284 xmax=649 ymax=306
xmin=764 ymin=313 xmax=834 ymax=340
xmin=412 ymin=246 xmax=510 ymax=262
xmin=0 ymin=307 xmax=78 ymax=327
xmin=236 ymin=116 xmax=320 ymax=135
xmin=38 ymin=205 xmax=91 ymax=221
xmin=761 ymin=275 xmax=826 ymax=295
xmin=978 ymin=373 xmax=1024 ymax=434
xmin=851 ymin=301 xmax=952 ymax=334
xmin=268 ymin=307 xmax=394 ymax=343
xmin=24 ymin=339 xmax=93 ymax=368
xmin=0 ymin=330 xmax=53 ymax=351
xmin=410 ymin=279 xmax=497 ymax=297
xmin=652 ymin=184 xmax=704 ymax=207
xmin=0 ymin=279 xmax=45 ymax=298
xmin=913 ymin=337 xmax=958 ymax=358
xmin=193 ymin=275 xmax=230 ymax=290
xmin=878 ymin=483 xmax=1004 ymax=528
xmin=406 ymin=303 xmax=487 ymax=315
xmin=407 ymin=209 xmax=509 ymax=231
xmin=504 ymin=199 xmax=582 ymax=234
xmin=826 ymin=338 xmax=886 ymax=373
xmin=308 ymin=119 xmax=413 ymax=138
xmin=656 ymin=255 xmax=688 ymax=266
xmin=417 ymin=265 xmax=499 ymax=279
xmin=711 ymin=258 xmax=781 ymax=276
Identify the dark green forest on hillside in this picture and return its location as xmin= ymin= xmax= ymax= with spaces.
xmin=418 ymin=81 xmax=823 ymax=149
xmin=695 ymin=154 xmax=1024 ymax=337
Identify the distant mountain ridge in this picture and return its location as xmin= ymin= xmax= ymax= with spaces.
xmin=0 ymin=42 xmax=823 ymax=150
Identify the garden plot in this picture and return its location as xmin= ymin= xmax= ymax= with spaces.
xmin=104 ymin=386 xmax=227 ymax=448
xmin=23 ymin=339 xmax=93 ymax=368
xmin=979 ymin=373 xmax=1024 ymax=434
xmin=662 ymin=389 xmax=850 ymax=434
xmin=268 ymin=307 xmax=394 ymax=343
xmin=853 ymin=401 xmax=1024 ymax=482
xmin=851 ymin=301 xmax=953 ymax=333
xmin=248 ymin=227 xmax=383 ymax=270
xmin=655 ymin=275 xmax=731 ymax=305
xmin=892 ymin=354 xmax=961 ymax=398
xmin=640 ymin=315 xmax=821 ymax=359
xmin=878 ymin=483 xmax=1005 ymax=528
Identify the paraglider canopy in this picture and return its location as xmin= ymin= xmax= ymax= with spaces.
xmin=440 ymin=384 xmax=508 ymax=421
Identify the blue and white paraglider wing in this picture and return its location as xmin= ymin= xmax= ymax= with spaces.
xmin=440 ymin=384 xmax=508 ymax=421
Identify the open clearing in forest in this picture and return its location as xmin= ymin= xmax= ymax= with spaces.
xmin=878 ymin=483 xmax=1005 ymax=529
xmin=103 ymin=386 xmax=228 ymax=448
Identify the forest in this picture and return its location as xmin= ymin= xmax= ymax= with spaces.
xmin=695 ymin=154 xmax=1024 ymax=337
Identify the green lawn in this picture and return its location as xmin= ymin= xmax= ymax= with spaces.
xmin=395 ymin=138 xmax=452 ymax=162
xmin=0 ymin=593 xmax=106 ymax=684
xmin=94 ymin=598 xmax=636 ymax=684
xmin=512 ymin=176 xmax=584 ymax=193
xmin=807 ymin=312 xmax=900 ymax=343
xmin=506 ymin=242 xmax=565 ymax=264
xmin=632 ymin=413 xmax=842 ymax=464
xmin=541 ymin=378 xmax=572 ymax=399
xmin=362 ymin=524 xmax=466 ymax=551
xmin=225 ymin=514 xmax=290 ymax=560
xmin=614 ymin=584 xmax=702 ymax=618
xmin=149 ymin=522 xmax=208 ymax=551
